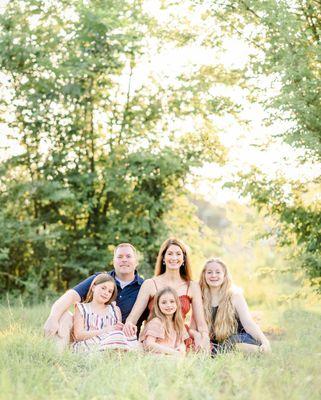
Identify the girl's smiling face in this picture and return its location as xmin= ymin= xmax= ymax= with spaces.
xmin=205 ymin=262 xmax=225 ymax=288
xmin=158 ymin=292 xmax=177 ymax=316
xmin=92 ymin=281 xmax=115 ymax=304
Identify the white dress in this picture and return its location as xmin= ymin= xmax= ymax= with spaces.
xmin=72 ymin=302 xmax=138 ymax=352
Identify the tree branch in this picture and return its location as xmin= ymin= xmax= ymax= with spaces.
xmin=118 ymin=50 xmax=135 ymax=145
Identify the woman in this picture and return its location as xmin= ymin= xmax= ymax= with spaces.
xmin=124 ymin=238 xmax=209 ymax=350
xmin=199 ymin=258 xmax=271 ymax=354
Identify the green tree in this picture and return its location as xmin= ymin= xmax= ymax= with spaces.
xmin=210 ymin=0 xmax=321 ymax=290
xmin=0 ymin=0 xmax=239 ymax=297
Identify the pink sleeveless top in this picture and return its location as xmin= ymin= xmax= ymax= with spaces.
xmin=147 ymin=279 xmax=192 ymax=320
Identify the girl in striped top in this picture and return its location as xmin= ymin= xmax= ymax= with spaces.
xmin=72 ymin=273 xmax=139 ymax=352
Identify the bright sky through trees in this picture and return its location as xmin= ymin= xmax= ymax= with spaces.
xmin=1 ymin=0 xmax=319 ymax=204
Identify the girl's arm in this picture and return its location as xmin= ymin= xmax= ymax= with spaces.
xmin=114 ymin=305 xmax=124 ymax=331
xmin=115 ymin=305 xmax=122 ymax=323
xmin=73 ymin=306 xmax=113 ymax=341
xmin=190 ymin=282 xmax=210 ymax=350
xmin=233 ymin=292 xmax=271 ymax=352
xmin=123 ymin=279 xmax=154 ymax=336
xmin=143 ymin=336 xmax=181 ymax=356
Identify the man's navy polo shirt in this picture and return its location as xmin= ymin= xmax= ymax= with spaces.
xmin=72 ymin=270 xmax=147 ymax=329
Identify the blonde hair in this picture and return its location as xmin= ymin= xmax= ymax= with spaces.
xmin=85 ymin=273 xmax=117 ymax=305
xmin=199 ymin=259 xmax=237 ymax=342
xmin=150 ymin=287 xmax=185 ymax=343
xmin=113 ymin=243 xmax=138 ymax=257
xmin=154 ymin=238 xmax=192 ymax=281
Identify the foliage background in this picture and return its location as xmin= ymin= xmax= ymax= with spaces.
xmin=0 ymin=2 xmax=320 ymax=399
xmin=0 ymin=0 xmax=320 ymax=300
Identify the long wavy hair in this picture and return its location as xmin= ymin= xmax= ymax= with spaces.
xmin=84 ymin=273 xmax=117 ymax=305
xmin=154 ymin=238 xmax=192 ymax=281
xmin=149 ymin=287 xmax=185 ymax=343
xmin=199 ymin=259 xmax=237 ymax=342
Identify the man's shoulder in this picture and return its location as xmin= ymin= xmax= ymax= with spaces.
xmin=136 ymin=273 xmax=144 ymax=285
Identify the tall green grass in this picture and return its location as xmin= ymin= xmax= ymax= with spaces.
xmin=0 ymin=302 xmax=320 ymax=400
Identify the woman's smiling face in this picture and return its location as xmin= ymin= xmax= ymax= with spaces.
xmin=163 ymin=244 xmax=184 ymax=271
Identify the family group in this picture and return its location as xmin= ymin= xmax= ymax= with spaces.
xmin=43 ymin=238 xmax=271 ymax=356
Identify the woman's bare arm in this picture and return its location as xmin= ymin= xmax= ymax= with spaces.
xmin=187 ymin=316 xmax=199 ymax=339
xmin=123 ymin=279 xmax=154 ymax=336
xmin=190 ymin=282 xmax=210 ymax=350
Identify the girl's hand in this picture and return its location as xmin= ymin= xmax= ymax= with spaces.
xmin=102 ymin=325 xmax=113 ymax=334
xmin=260 ymin=339 xmax=271 ymax=353
xmin=113 ymin=322 xmax=124 ymax=331
xmin=173 ymin=348 xmax=185 ymax=357
xmin=176 ymin=344 xmax=186 ymax=354
xmin=102 ymin=322 xmax=124 ymax=334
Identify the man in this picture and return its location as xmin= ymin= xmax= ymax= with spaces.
xmin=44 ymin=243 xmax=147 ymax=350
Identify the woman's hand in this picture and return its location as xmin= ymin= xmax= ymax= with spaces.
xmin=193 ymin=331 xmax=202 ymax=350
xmin=201 ymin=335 xmax=211 ymax=353
xmin=193 ymin=331 xmax=210 ymax=352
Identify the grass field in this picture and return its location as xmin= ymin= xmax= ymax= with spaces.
xmin=0 ymin=301 xmax=320 ymax=400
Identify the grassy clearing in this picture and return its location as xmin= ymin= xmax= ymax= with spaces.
xmin=0 ymin=302 xmax=320 ymax=400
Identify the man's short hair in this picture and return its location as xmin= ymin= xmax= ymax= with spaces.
xmin=113 ymin=243 xmax=138 ymax=257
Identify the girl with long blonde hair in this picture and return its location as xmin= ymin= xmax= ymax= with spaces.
xmin=139 ymin=287 xmax=187 ymax=355
xmin=200 ymin=259 xmax=271 ymax=354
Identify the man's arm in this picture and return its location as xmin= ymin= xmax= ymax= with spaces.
xmin=44 ymin=273 xmax=99 ymax=337
xmin=44 ymin=289 xmax=81 ymax=337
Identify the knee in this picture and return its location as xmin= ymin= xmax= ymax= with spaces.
xmin=58 ymin=311 xmax=73 ymax=338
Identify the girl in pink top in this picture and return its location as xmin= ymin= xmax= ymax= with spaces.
xmin=140 ymin=287 xmax=187 ymax=355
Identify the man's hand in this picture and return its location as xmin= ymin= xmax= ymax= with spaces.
xmin=44 ymin=315 xmax=59 ymax=337
xmin=123 ymin=321 xmax=137 ymax=337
